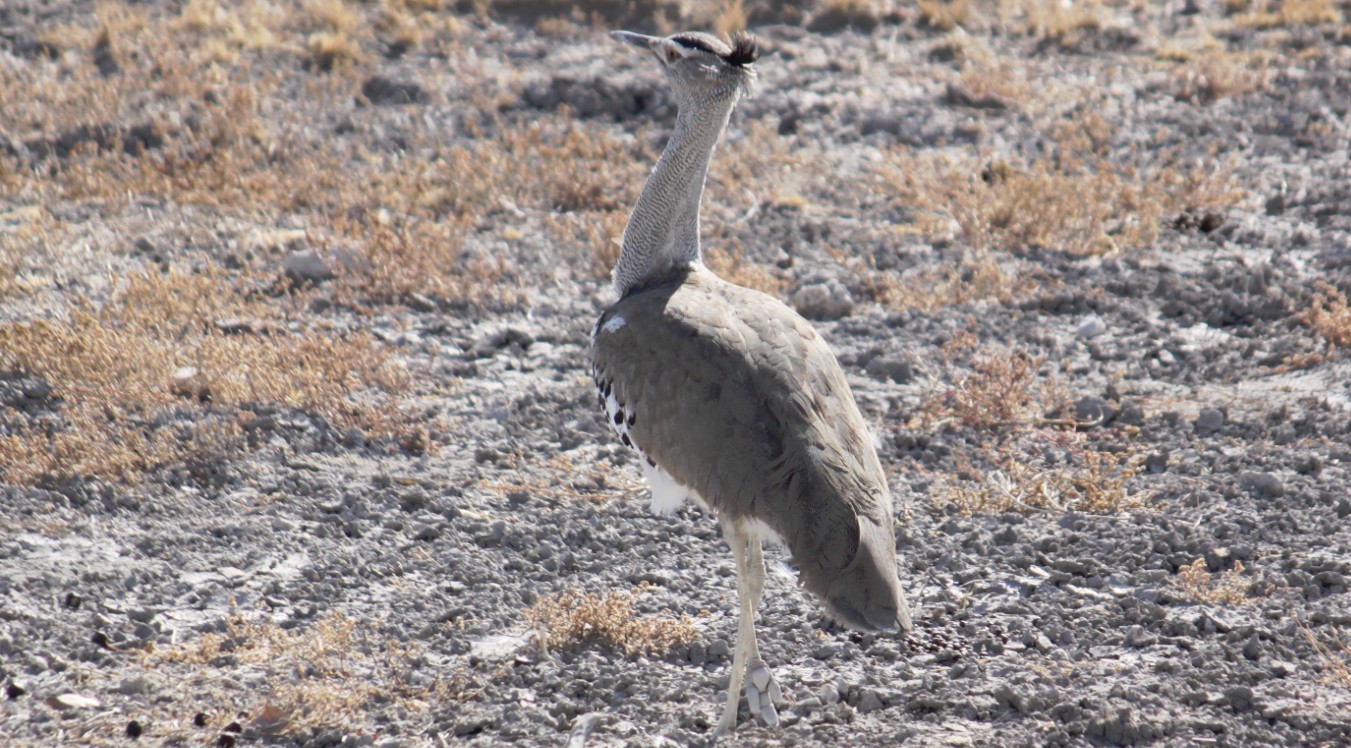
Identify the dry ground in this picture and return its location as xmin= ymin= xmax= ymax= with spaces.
xmin=2 ymin=0 xmax=1350 ymax=746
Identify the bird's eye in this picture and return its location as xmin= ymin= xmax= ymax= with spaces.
xmin=665 ymin=47 xmax=681 ymax=64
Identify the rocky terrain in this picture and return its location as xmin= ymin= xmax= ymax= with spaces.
xmin=2 ymin=0 xmax=1350 ymax=745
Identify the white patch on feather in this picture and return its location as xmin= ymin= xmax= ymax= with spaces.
xmin=603 ymin=390 xmax=626 ymax=439
xmin=734 ymin=516 xmax=787 ymax=549
xmin=642 ymin=460 xmax=711 ymax=514
xmin=602 ymin=315 xmax=626 ymax=333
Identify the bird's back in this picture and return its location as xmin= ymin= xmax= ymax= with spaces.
xmin=591 ymin=267 xmax=911 ymax=632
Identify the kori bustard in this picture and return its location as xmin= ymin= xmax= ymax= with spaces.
xmin=589 ymin=30 xmax=912 ymax=738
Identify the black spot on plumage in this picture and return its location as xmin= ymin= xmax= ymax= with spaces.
xmin=671 ymin=34 xmax=718 ymax=56
xmin=613 ymin=410 xmax=624 ymax=425
xmin=627 ymin=412 xmax=636 ymax=427
xmin=646 ymin=456 xmax=656 ymax=468
xmin=621 ymin=433 xmax=633 ymax=448
xmin=603 ymin=381 xmax=612 ymax=398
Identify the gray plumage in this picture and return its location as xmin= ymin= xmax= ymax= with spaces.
xmin=591 ymin=29 xmax=911 ymax=739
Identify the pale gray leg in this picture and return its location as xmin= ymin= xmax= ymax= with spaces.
xmin=712 ymin=522 xmax=784 ymax=741
xmin=742 ymin=530 xmax=782 ymax=727
xmin=713 ymin=520 xmax=752 ymax=740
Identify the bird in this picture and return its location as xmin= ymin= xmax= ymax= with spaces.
xmin=589 ymin=29 xmax=912 ymax=739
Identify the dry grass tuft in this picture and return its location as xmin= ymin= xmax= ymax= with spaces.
xmin=919 ymin=0 xmax=976 ymax=30
xmin=1301 ymin=623 xmax=1351 ymax=688
xmin=885 ymin=117 xmax=1243 ymax=256
xmin=143 ymin=611 xmax=439 ymax=739
xmin=1230 ymin=0 xmax=1343 ymax=27
xmin=918 ymin=0 xmax=1105 ymax=40
xmin=859 ymin=253 xmax=1034 ymax=312
xmin=932 ymin=433 xmax=1146 ymax=514
xmin=1176 ymin=558 xmax=1249 ymax=604
xmin=526 ymin=588 xmax=697 ymax=657
xmin=915 ymin=333 xmax=1069 ymax=430
xmin=0 ymin=269 xmax=408 ymax=484
xmin=1300 ymin=282 xmax=1351 ymax=349
xmin=1168 ymin=47 xmax=1271 ymax=104
xmin=714 ymin=0 xmax=748 ymax=37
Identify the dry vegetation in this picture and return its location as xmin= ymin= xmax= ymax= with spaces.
xmin=1228 ymin=0 xmax=1343 ymax=28
xmin=132 ymin=611 xmax=443 ymax=741
xmin=915 ymin=331 xmax=1070 ymax=430
xmin=857 ymin=254 xmax=1034 ymax=312
xmin=1175 ymin=558 xmax=1250 ymax=605
xmin=525 ymin=588 xmax=698 ymax=657
xmin=1302 ymin=624 xmax=1351 ymax=689
xmin=918 ymin=0 xmax=1108 ymax=40
xmin=0 ymin=269 xmax=410 ymax=484
xmin=931 ymin=434 xmax=1145 ymax=515
xmin=884 ymin=114 xmax=1244 ymax=257
xmin=1301 ymin=283 xmax=1351 ymax=350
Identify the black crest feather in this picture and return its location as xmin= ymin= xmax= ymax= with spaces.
xmin=724 ymin=32 xmax=758 ymax=67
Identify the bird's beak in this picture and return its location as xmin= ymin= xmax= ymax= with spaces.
xmin=610 ymin=30 xmax=660 ymax=51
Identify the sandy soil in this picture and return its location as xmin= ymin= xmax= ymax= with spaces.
xmin=2 ymin=1 xmax=1350 ymax=746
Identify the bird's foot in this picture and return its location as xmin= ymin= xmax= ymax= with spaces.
xmin=745 ymin=663 xmax=783 ymax=727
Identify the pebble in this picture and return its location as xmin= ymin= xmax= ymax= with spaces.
xmin=360 ymin=75 xmax=429 ymax=105
xmin=1074 ymin=396 xmax=1115 ymax=426
xmin=864 ymin=354 xmax=915 ymax=383
xmin=1240 ymin=471 xmax=1285 ymax=499
xmin=170 ymin=366 xmax=208 ymax=400
xmin=1194 ymin=408 xmax=1226 ymax=435
xmin=1076 ymin=315 xmax=1107 ymax=340
xmin=791 ymin=279 xmax=854 ymax=320
xmin=857 ymin=689 xmax=884 ymax=714
xmin=48 ymin=693 xmax=100 ymax=710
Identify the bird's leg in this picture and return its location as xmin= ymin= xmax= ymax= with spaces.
xmin=743 ymin=531 xmax=782 ymax=727
xmin=713 ymin=520 xmax=752 ymax=740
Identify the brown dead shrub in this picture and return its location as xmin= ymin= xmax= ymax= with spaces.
xmin=0 ymin=270 xmax=407 ymax=484
xmin=526 ymin=588 xmax=697 ymax=657
xmin=884 ymin=116 xmax=1243 ymax=256
xmin=140 ymin=611 xmax=440 ymax=740
xmin=1176 ymin=559 xmax=1250 ymax=604
xmin=1301 ymin=282 xmax=1351 ymax=349
xmin=915 ymin=332 xmax=1070 ymax=430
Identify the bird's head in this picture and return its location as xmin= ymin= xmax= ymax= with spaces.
xmin=610 ymin=30 xmax=758 ymax=105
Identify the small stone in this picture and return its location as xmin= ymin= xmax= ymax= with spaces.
xmin=857 ymin=690 xmax=884 ymax=714
xmin=1144 ymin=450 xmax=1169 ymax=474
xmin=1223 ymin=685 xmax=1254 ymax=711
xmin=407 ymin=293 xmax=438 ymax=312
xmin=1239 ymin=471 xmax=1284 ymax=499
xmin=791 ymin=279 xmax=854 ymax=320
xmin=1242 ymin=635 xmax=1263 ymax=661
xmin=62 ymin=592 xmax=83 ymax=610
xmin=126 ymin=720 xmax=143 ymax=739
xmin=1193 ymin=408 xmax=1225 ymax=435
xmin=128 ymin=607 xmax=158 ymax=624
xmin=283 ymin=250 xmax=334 ymax=283
xmin=708 ymin=640 xmax=731 ymax=660
xmin=1074 ymin=396 xmax=1115 ymax=426
xmin=413 ymin=524 xmax=441 ymax=541
xmin=22 ymin=379 xmax=52 ymax=400
xmin=170 ymin=366 xmax=209 ymax=400
xmin=118 ymin=675 xmax=149 ymax=695
xmin=361 ymin=75 xmax=429 ymax=105
xmin=864 ymin=355 xmax=915 ymax=383
xmin=1076 ymin=315 xmax=1107 ymax=340
xmin=6 ymin=681 xmax=26 ymax=699
xmin=1270 ymin=660 xmax=1297 ymax=677
xmin=48 ymin=693 xmax=101 ymax=710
